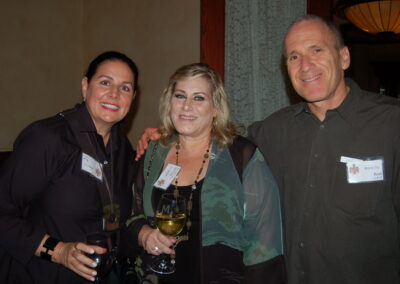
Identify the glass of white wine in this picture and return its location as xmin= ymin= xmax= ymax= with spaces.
xmin=150 ymin=193 xmax=186 ymax=274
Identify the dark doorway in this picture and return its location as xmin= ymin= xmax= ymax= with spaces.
xmin=341 ymin=24 xmax=400 ymax=99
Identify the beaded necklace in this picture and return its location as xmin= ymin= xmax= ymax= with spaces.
xmin=145 ymin=139 xmax=211 ymax=238
xmin=173 ymin=139 xmax=211 ymax=234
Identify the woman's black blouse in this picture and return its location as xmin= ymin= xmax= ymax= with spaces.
xmin=0 ymin=103 xmax=136 ymax=283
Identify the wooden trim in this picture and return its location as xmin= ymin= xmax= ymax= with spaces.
xmin=200 ymin=0 xmax=225 ymax=80
xmin=307 ymin=0 xmax=333 ymax=20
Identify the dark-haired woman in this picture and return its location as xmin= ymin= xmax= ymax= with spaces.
xmin=0 ymin=51 xmax=138 ymax=283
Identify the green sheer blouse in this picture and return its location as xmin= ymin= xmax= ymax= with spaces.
xmin=132 ymin=138 xmax=283 ymax=266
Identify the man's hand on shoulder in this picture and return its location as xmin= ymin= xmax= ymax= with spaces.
xmin=135 ymin=128 xmax=161 ymax=160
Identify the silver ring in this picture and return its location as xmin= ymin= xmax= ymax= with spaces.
xmin=152 ymin=246 xmax=159 ymax=252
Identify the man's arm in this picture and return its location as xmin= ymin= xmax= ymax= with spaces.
xmin=135 ymin=128 xmax=161 ymax=160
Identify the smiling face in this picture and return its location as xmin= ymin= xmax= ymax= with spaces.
xmin=82 ymin=60 xmax=135 ymax=134
xmin=285 ymin=19 xmax=350 ymax=111
xmin=170 ymin=76 xmax=216 ymax=140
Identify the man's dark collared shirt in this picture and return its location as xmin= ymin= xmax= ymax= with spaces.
xmin=248 ymin=79 xmax=400 ymax=284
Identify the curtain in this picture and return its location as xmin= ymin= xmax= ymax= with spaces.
xmin=225 ymin=0 xmax=307 ymax=129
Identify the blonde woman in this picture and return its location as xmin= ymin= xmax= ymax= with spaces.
xmin=127 ymin=63 xmax=285 ymax=284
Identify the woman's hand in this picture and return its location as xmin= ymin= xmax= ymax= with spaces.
xmin=53 ymin=241 xmax=106 ymax=282
xmin=135 ymin=128 xmax=161 ymax=160
xmin=139 ymin=225 xmax=176 ymax=255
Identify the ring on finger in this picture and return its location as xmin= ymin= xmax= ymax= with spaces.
xmin=152 ymin=246 xmax=159 ymax=252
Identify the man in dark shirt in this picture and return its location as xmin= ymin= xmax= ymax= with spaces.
xmin=248 ymin=15 xmax=400 ymax=284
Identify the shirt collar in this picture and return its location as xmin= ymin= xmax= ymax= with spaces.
xmin=292 ymin=78 xmax=361 ymax=126
xmin=334 ymin=78 xmax=361 ymax=125
xmin=61 ymin=102 xmax=121 ymax=151
xmin=74 ymin=102 xmax=98 ymax=133
xmin=293 ymin=101 xmax=308 ymax=116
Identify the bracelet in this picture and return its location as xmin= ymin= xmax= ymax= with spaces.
xmin=40 ymin=237 xmax=60 ymax=261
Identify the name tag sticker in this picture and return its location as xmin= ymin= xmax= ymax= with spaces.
xmin=344 ymin=158 xmax=384 ymax=184
xmin=154 ymin=163 xmax=181 ymax=190
xmin=340 ymin=156 xmax=363 ymax=164
xmin=81 ymin=153 xmax=103 ymax=181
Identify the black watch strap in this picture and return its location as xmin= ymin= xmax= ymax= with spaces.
xmin=40 ymin=237 xmax=60 ymax=261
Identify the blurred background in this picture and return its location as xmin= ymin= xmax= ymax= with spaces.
xmin=1 ymin=0 xmax=399 ymax=152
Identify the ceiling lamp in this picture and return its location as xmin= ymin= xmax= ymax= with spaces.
xmin=336 ymin=0 xmax=400 ymax=35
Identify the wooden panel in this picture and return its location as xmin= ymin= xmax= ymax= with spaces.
xmin=201 ymin=0 xmax=225 ymax=80
xmin=307 ymin=0 xmax=333 ymax=20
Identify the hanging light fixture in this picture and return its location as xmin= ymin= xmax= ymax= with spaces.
xmin=336 ymin=0 xmax=400 ymax=35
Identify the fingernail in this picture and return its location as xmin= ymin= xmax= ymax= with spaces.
xmin=92 ymin=270 xmax=97 ymax=276
xmin=92 ymin=262 xmax=97 ymax=268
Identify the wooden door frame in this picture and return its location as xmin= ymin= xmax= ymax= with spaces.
xmin=200 ymin=0 xmax=225 ymax=80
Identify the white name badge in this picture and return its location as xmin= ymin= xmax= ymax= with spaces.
xmin=340 ymin=156 xmax=363 ymax=164
xmin=154 ymin=163 xmax=181 ymax=190
xmin=81 ymin=153 xmax=103 ymax=181
xmin=344 ymin=158 xmax=384 ymax=183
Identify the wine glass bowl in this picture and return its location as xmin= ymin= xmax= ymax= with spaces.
xmin=150 ymin=193 xmax=187 ymax=274
xmin=155 ymin=212 xmax=186 ymax=236
xmin=86 ymin=232 xmax=113 ymax=281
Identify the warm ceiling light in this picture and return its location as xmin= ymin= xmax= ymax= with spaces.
xmin=336 ymin=0 xmax=400 ymax=35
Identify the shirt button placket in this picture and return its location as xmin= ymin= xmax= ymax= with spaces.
xmin=299 ymin=270 xmax=306 ymax=283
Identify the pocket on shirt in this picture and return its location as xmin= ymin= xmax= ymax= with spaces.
xmin=330 ymin=161 xmax=382 ymax=218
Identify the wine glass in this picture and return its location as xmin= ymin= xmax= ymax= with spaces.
xmin=86 ymin=232 xmax=113 ymax=283
xmin=150 ymin=193 xmax=186 ymax=274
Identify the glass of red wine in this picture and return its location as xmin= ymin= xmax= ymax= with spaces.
xmin=86 ymin=232 xmax=113 ymax=282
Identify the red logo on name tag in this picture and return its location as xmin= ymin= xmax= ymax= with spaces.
xmin=349 ymin=164 xmax=359 ymax=175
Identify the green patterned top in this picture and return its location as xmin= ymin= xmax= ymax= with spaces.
xmin=140 ymin=138 xmax=283 ymax=266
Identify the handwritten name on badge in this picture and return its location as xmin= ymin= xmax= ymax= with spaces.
xmin=154 ymin=163 xmax=181 ymax=190
xmin=81 ymin=153 xmax=103 ymax=181
xmin=341 ymin=156 xmax=384 ymax=183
